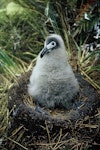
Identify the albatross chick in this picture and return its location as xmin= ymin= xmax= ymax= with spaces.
xmin=28 ymin=34 xmax=79 ymax=109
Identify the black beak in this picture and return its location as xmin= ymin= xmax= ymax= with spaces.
xmin=40 ymin=47 xmax=49 ymax=58
xmin=40 ymin=41 xmax=56 ymax=58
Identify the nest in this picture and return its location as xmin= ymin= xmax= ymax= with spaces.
xmin=1 ymin=71 xmax=100 ymax=150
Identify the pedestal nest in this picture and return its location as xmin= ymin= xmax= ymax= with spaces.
xmin=1 ymin=71 xmax=100 ymax=150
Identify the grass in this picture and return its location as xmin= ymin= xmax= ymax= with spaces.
xmin=0 ymin=0 xmax=46 ymax=141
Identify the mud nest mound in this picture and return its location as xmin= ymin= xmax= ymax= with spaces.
xmin=1 ymin=71 xmax=100 ymax=150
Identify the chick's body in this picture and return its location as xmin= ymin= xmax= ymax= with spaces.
xmin=28 ymin=34 xmax=79 ymax=109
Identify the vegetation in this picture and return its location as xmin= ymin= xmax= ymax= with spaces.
xmin=0 ymin=0 xmax=100 ymax=149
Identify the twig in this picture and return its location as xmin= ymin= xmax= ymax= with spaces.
xmin=45 ymin=121 xmax=52 ymax=149
xmin=6 ymin=137 xmax=28 ymax=150
xmin=10 ymin=125 xmax=24 ymax=137
xmin=53 ymin=128 xmax=62 ymax=150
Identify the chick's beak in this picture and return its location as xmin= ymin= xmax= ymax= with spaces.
xmin=40 ymin=42 xmax=56 ymax=58
xmin=40 ymin=46 xmax=49 ymax=58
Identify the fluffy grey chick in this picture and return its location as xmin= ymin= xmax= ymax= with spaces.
xmin=28 ymin=34 xmax=79 ymax=109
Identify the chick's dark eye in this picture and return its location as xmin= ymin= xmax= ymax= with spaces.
xmin=51 ymin=41 xmax=56 ymax=46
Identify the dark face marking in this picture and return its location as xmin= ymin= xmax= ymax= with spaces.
xmin=46 ymin=37 xmax=60 ymax=49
